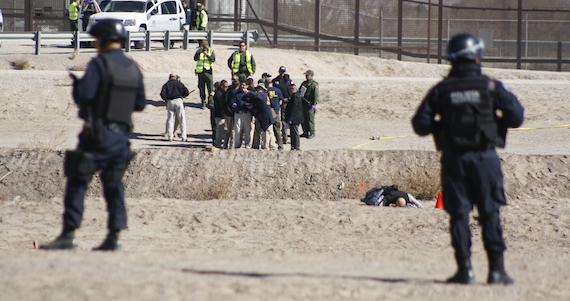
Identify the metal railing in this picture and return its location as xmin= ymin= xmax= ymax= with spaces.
xmin=0 ymin=29 xmax=259 ymax=55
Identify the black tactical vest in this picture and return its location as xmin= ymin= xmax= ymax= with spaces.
xmin=97 ymin=53 xmax=141 ymax=124
xmin=434 ymin=75 xmax=505 ymax=151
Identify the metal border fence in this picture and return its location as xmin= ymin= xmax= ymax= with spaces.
xmin=207 ymin=0 xmax=570 ymax=72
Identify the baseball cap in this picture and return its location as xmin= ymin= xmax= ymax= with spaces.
xmin=304 ymin=70 xmax=314 ymax=76
xmin=262 ymin=72 xmax=272 ymax=78
xmin=257 ymin=83 xmax=267 ymax=91
xmin=279 ymin=66 xmax=286 ymax=72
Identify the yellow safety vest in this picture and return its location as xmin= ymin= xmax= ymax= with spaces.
xmin=196 ymin=49 xmax=214 ymax=73
xmin=232 ymin=50 xmax=253 ymax=74
xmin=68 ymin=2 xmax=80 ymax=21
xmin=196 ymin=10 xmax=208 ymax=28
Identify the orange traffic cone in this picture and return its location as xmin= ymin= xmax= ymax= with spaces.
xmin=435 ymin=192 xmax=444 ymax=209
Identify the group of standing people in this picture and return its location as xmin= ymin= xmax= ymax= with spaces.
xmin=182 ymin=1 xmax=208 ymax=31
xmin=68 ymin=0 xmax=98 ymax=32
xmin=162 ymin=40 xmax=319 ymax=151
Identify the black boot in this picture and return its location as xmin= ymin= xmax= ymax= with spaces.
xmin=487 ymin=253 xmax=514 ymax=285
xmin=40 ymin=228 xmax=76 ymax=250
xmin=93 ymin=229 xmax=121 ymax=251
xmin=447 ymin=255 xmax=475 ymax=284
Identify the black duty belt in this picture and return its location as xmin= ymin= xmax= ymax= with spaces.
xmin=236 ymin=110 xmax=249 ymax=114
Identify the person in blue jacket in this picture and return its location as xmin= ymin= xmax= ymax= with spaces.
xmin=412 ymin=33 xmax=524 ymax=285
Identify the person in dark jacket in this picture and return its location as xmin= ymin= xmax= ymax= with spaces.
xmin=209 ymin=80 xmax=228 ymax=148
xmin=252 ymin=83 xmax=276 ymax=149
xmin=161 ymin=73 xmax=190 ymax=142
xmin=279 ymin=73 xmax=292 ymax=144
xmin=40 ymin=19 xmax=146 ymax=251
xmin=412 ymin=33 xmax=524 ymax=285
xmin=230 ymin=81 xmax=254 ymax=148
xmin=222 ymin=74 xmax=239 ymax=149
xmin=285 ymin=83 xmax=304 ymax=151
xmin=266 ymin=79 xmax=284 ymax=150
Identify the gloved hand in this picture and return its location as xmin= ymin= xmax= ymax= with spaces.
xmin=231 ymin=103 xmax=237 ymax=108
xmin=287 ymin=120 xmax=292 ymax=125
xmin=311 ymin=105 xmax=316 ymax=111
xmin=245 ymin=105 xmax=253 ymax=110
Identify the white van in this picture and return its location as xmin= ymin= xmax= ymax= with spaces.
xmin=85 ymin=0 xmax=186 ymax=48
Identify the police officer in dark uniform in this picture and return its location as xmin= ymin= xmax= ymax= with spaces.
xmin=412 ymin=33 xmax=524 ymax=284
xmin=40 ymin=19 xmax=146 ymax=251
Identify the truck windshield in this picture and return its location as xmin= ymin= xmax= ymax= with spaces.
xmin=103 ymin=1 xmax=147 ymax=13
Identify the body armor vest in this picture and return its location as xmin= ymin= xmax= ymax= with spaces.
xmin=97 ymin=53 xmax=141 ymax=124
xmin=434 ymin=75 xmax=505 ymax=151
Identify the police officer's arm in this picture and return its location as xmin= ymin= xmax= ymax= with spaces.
xmin=227 ymin=54 xmax=234 ymax=70
xmin=412 ymin=88 xmax=439 ymax=136
xmin=179 ymin=82 xmax=190 ymax=98
xmin=250 ymin=56 xmax=256 ymax=75
xmin=160 ymin=82 xmax=169 ymax=101
xmin=495 ymin=81 xmax=524 ymax=128
xmin=134 ymin=75 xmax=146 ymax=111
xmin=193 ymin=49 xmax=201 ymax=61
xmin=207 ymin=51 xmax=215 ymax=62
xmin=72 ymin=58 xmax=104 ymax=106
xmin=312 ymin=83 xmax=319 ymax=105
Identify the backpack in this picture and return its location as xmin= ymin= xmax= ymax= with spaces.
xmin=361 ymin=185 xmax=399 ymax=206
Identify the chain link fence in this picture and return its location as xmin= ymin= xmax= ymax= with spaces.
xmin=208 ymin=0 xmax=570 ymax=71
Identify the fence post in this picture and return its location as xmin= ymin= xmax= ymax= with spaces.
xmin=146 ymin=30 xmax=151 ymax=51
xmin=234 ymin=0 xmax=239 ymax=31
xmin=208 ymin=30 xmax=214 ymax=47
xmin=74 ymin=31 xmax=80 ymax=53
xmin=354 ymin=0 xmax=360 ymax=55
xmin=245 ymin=30 xmax=251 ymax=49
xmin=35 ymin=31 xmax=41 ymax=55
xmin=164 ymin=31 xmax=170 ymax=51
xmin=516 ymin=0 xmax=522 ymax=69
xmin=379 ymin=10 xmax=383 ymax=58
xmin=437 ymin=0 xmax=443 ymax=64
xmin=25 ymin=0 xmax=33 ymax=32
xmin=427 ymin=0 xmax=431 ymax=63
xmin=125 ymin=31 xmax=131 ymax=53
xmin=315 ymin=0 xmax=320 ymax=52
xmin=557 ymin=42 xmax=562 ymax=72
xmin=273 ymin=0 xmax=278 ymax=45
xmin=397 ymin=0 xmax=403 ymax=61
xmin=183 ymin=29 xmax=189 ymax=50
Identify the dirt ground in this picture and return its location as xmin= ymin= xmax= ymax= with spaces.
xmin=0 ymin=40 xmax=569 ymax=301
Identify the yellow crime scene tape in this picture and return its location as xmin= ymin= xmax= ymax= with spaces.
xmin=349 ymin=124 xmax=570 ymax=150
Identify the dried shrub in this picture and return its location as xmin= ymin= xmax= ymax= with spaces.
xmin=69 ymin=63 xmax=87 ymax=71
xmin=340 ymin=171 xmax=381 ymax=200
xmin=18 ymin=130 xmax=68 ymax=151
xmin=11 ymin=55 xmax=31 ymax=70
xmin=390 ymin=153 xmax=442 ymax=200
xmin=187 ymin=173 xmax=238 ymax=200
xmin=0 ymin=187 xmax=8 ymax=201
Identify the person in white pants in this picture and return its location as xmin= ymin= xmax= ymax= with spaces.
xmin=166 ymin=98 xmax=187 ymax=142
xmin=160 ymin=74 xmax=190 ymax=142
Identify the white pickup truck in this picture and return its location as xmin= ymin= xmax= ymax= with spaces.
xmin=83 ymin=0 xmax=186 ymax=48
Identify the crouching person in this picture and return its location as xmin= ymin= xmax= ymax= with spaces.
xmin=40 ymin=19 xmax=146 ymax=251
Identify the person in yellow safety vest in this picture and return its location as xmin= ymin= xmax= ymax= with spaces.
xmin=194 ymin=41 xmax=216 ymax=109
xmin=68 ymin=0 xmax=81 ymax=32
xmin=196 ymin=3 xmax=208 ymax=31
xmin=227 ymin=40 xmax=256 ymax=83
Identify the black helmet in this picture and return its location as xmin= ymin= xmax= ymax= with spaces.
xmin=446 ymin=33 xmax=484 ymax=63
xmin=88 ymin=19 xmax=126 ymax=42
